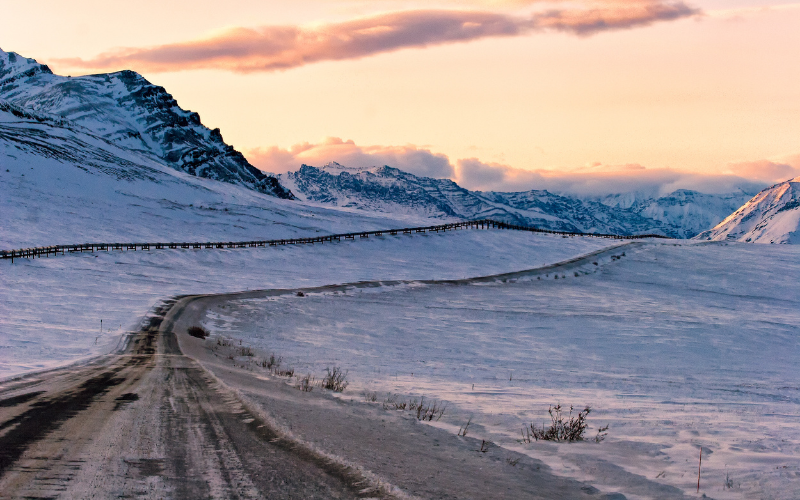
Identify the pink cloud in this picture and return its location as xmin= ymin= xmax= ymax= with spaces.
xmin=457 ymin=157 xmax=545 ymax=191
xmin=246 ymin=137 xmax=455 ymax=178
xmin=246 ymin=138 xmax=771 ymax=197
xmin=454 ymin=158 xmax=766 ymax=196
xmin=533 ymin=1 xmax=698 ymax=35
xmin=726 ymin=159 xmax=800 ymax=184
xmin=56 ymin=4 xmax=699 ymax=73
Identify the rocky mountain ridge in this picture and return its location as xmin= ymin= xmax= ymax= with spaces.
xmin=280 ymin=163 xmax=757 ymax=238
xmin=0 ymin=48 xmax=293 ymax=199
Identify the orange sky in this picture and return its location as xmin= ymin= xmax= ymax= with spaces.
xmin=2 ymin=0 xmax=799 ymax=193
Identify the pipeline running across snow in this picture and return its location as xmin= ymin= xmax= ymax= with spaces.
xmin=1 ymin=218 xmax=667 ymax=262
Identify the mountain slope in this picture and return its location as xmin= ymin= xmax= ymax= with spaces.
xmin=588 ymin=189 xmax=758 ymax=239
xmin=280 ymin=163 xmax=680 ymax=236
xmin=478 ymin=189 xmax=678 ymax=236
xmin=0 ymin=48 xmax=292 ymax=199
xmin=695 ymin=177 xmax=800 ymax=243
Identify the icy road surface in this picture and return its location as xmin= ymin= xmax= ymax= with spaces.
xmin=199 ymin=241 xmax=800 ymax=500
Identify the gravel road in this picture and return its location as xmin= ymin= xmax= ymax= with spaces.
xmin=0 ymin=300 xmax=359 ymax=499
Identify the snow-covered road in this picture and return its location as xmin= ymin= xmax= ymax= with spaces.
xmin=0 ymin=287 xmax=618 ymax=500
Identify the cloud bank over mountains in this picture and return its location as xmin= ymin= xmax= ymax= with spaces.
xmin=56 ymin=2 xmax=698 ymax=73
xmin=42 ymin=0 xmax=794 ymax=199
xmin=247 ymin=137 xmax=798 ymax=197
xmin=247 ymin=138 xmax=456 ymax=180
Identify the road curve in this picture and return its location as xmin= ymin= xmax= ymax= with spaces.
xmin=0 ymin=300 xmax=365 ymax=499
xmin=0 ymin=242 xmax=641 ymax=499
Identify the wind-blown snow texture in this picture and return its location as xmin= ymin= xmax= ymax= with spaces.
xmin=0 ymin=231 xmax=615 ymax=378
xmin=281 ymin=163 xmax=756 ymax=238
xmin=0 ymin=48 xmax=292 ymax=199
xmin=202 ymin=241 xmax=800 ymax=500
xmin=695 ymin=177 xmax=800 ymax=244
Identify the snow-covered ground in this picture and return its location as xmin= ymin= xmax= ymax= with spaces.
xmin=0 ymin=128 xmax=439 ymax=250
xmin=0 ymin=99 xmax=618 ymax=381
xmin=198 ymin=241 xmax=800 ymax=500
xmin=3 ymin=95 xmax=798 ymax=497
xmin=0 ymin=229 xmax=615 ymax=379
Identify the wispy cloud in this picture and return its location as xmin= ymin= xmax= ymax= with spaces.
xmin=56 ymin=2 xmax=699 ymax=73
xmin=725 ymin=158 xmax=800 ymax=184
xmin=706 ymin=1 xmax=800 ymax=20
xmin=533 ymin=0 xmax=698 ymax=35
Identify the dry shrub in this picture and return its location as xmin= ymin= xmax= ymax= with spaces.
xmin=321 ymin=367 xmax=349 ymax=392
xmin=274 ymin=367 xmax=295 ymax=377
xmin=297 ymin=374 xmax=315 ymax=392
xmin=522 ymin=405 xmax=593 ymax=443
xmin=415 ymin=397 xmax=446 ymax=421
xmin=458 ymin=417 xmax=472 ymax=437
xmin=383 ymin=394 xmax=408 ymax=410
xmin=382 ymin=395 xmax=445 ymax=420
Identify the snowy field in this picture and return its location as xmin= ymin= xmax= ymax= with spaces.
xmin=0 ymin=229 xmax=615 ymax=378
xmin=198 ymin=241 xmax=800 ymax=500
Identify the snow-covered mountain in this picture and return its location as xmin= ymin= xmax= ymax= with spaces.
xmin=280 ymin=163 xmax=534 ymax=224
xmin=476 ymin=189 xmax=676 ymax=236
xmin=0 ymin=48 xmax=293 ymax=199
xmin=280 ymin=163 xmax=754 ymax=237
xmin=589 ymin=189 xmax=758 ymax=239
xmin=0 ymin=99 xmax=440 ymax=249
xmin=0 ymin=46 xmax=764 ymax=240
xmin=695 ymin=177 xmax=800 ymax=243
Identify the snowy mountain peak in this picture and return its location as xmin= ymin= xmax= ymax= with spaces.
xmin=0 ymin=48 xmax=293 ymax=199
xmin=276 ymin=162 xmax=761 ymax=238
xmin=0 ymin=49 xmax=54 ymax=89
xmin=695 ymin=177 xmax=800 ymax=243
xmin=280 ymin=163 xmax=680 ymax=235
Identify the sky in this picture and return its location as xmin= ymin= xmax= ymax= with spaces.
xmin=2 ymin=0 xmax=799 ymax=195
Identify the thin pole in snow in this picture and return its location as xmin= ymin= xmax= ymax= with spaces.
xmin=697 ymin=447 xmax=702 ymax=493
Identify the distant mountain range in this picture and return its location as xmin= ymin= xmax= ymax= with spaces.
xmin=695 ymin=177 xmax=800 ymax=244
xmin=3 ymin=47 xmax=793 ymax=241
xmin=0 ymin=49 xmax=293 ymax=199
xmin=279 ymin=163 xmax=758 ymax=238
